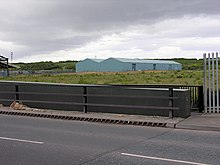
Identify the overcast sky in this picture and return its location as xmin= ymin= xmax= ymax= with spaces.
xmin=0 ymin=0 xmax=220 ymax=62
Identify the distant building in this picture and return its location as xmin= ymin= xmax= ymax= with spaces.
xmin=76 ymin=58 xmax=182 ymax=72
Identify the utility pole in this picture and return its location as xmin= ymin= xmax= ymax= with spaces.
xmin=11 ymin=52 xmax=13 ymax=64
xmin=6 ymin=57 xmax=9 ymax=77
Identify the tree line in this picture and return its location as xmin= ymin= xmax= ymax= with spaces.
xmin=15 ymin=60 xmax=78 ymax=71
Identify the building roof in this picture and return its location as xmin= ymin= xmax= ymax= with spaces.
xmin=112 ymin=58 xmax=180 ymax=64
xmin=88 ymin=58 xmax=104 ymax=62
xmin=83 ymin=57 xmax=181 ymax=65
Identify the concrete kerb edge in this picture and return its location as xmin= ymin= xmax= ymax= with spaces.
xmin=3 ymin=107 xmax=219 ymax=132
xmin=0 ymin=108 xmax=170 ymax=128
xmin=175 ymin=124 xmax=220 ymax=132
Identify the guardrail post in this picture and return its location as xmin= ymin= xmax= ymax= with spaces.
xmin=198 ymin=86 xmax=204 ymax=112
xmin=169 ymin=87 xmax=174 ymax=118
xmin=83 ymin=86 xmax=88 ymax=113
xmin=15 ymin=84 xmax=19 ymax=102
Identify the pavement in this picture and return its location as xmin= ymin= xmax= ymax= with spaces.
xmin=0 ymin=105 xmax=220 ymax=131
xmin=175 ymin=112 xmax=220 ymax=131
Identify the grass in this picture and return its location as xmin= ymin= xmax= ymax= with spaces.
xmin=0 ymin=70 xmax=205 ymax=85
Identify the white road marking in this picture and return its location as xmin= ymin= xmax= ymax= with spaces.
xmin=0 ymin=136 xmax=44 ymax=144
xmin=121 ymin=153 xmax=211 ymax=165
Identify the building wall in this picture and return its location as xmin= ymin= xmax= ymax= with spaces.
xmin=121 ymin=62 xmax=182 ymax=71
xmin=135 ymin=63 xmax=153 ymax=71
xmin=150 ymin=63 xmax=182 ymax=70
xmin=100 ymin=58 xmax=128 ymax=72
xmin=76 ymin=59 xmax=100 ymax=72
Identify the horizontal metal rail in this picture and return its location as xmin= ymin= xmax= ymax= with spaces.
xmin=0 ymin=82 xmax=183 ymax=118
xmin=0 ymin=98 xmax=179 ymax=111
xmin=114 ymin=84 xmax=203 ymax=111
xmin=0 ymin=91 xmax=179 ymax=100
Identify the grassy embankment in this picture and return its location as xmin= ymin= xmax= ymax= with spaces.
xmin=0 ymin=70 xmax=204 ymax=85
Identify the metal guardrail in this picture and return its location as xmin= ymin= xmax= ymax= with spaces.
xmin=0 ymin=83 xmax=179 ymax=118
xmin=113 ymin=84 xmax=204 ymax=112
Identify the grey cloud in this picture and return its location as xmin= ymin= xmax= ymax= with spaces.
xmin=0 ymin=0 xmax=220 ymax=60
xmin=25 ymin=0 xmax=220 ymax=30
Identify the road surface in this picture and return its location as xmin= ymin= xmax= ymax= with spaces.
xmin=0 ymin=115 xmax=219 ymax=165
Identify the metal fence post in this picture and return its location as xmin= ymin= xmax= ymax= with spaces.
xmin=212 ymin=53 xmax=215 ymax=113
xmin=83 ymin=86 xmax=88 ymax=113
xmin=203 ymin=53 xmax=207 ymax=113
xmin=216 ymin=52 xmax=219 ymax=113
xmin=198 ymin=86 xmax=204 ymax=112
xmin=15 ymin=84 xmax=19 ymax=102
xmin=208 ymin=53 xmax=212 ymax=112
xmin=169 ymin=87 xmax=174 ymax=118
xmin=203 ymin=52 xmax=220 ymax=113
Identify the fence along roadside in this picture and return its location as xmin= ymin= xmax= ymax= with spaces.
xmin=203 ymin=52 xmax=219 ymax=113
xmin=0 ymin=82 xmax=191 ymax=118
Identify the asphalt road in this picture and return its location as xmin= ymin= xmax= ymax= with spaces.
xmin=0 ymin=115 xmax=219 ymax=165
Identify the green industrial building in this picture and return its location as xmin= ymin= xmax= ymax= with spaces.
xmin=76 ymin=58 xmax=182 ymax=72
